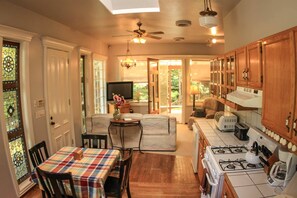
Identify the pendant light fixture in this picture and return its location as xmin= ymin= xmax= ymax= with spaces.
xmin=121 ymin=40 xmax=136 ymax=69
xmin=199 ymin=0 xmax=218 ymax=28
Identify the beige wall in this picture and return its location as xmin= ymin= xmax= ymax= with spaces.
xmin=107 ymin=43 xmax=224 ymax=81
xmin=224 ymin=0 xmax=297 ymax=52
xmin=0 ymin=2 xmax=108 ymax=195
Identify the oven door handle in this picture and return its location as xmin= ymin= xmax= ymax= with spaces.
xmin=202 ymin=158 xmax=218 ymax=187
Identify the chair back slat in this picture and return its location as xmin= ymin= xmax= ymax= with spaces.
xmin=81 ymin=133 xmax=108 ymax=149
xmin=36 ymin=167 xmax=77 ymax=198
xmin=29 ymin=141 xmax=49 ymax=168
xmin=104 ymin=148 xmax=133 ymax=197
xmin=120 ymin=148 xmax=133 ymax=191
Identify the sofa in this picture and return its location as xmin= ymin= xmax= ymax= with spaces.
xmin=85 ymin=113 xmax=177 ymax=151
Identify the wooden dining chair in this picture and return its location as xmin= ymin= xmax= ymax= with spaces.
xmin=29 ymin=141 xmax=50 ymax=168
xmin=29 ymin=141 xmax=50 ymax=198
xmin=36 ymin=167 xmax=77 ymax=198
xmin=81 ymin=133 xmax=108 ymax=149
xmin=104 ymin=148 xmax=133 ymax=198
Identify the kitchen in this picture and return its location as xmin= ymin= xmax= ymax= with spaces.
xmin=191 ymin=25 xmax=297 ymax=197
xmin=1 ymin=0 xmax=297 ymax=197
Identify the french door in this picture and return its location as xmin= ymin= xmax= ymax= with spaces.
xmin=147 ymin=58 xmax=160 ymax=114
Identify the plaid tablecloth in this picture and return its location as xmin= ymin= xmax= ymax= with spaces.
xmin=33 ymin=146 xmax=121 ymax=198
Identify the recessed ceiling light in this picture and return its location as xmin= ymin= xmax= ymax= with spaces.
xmin=99 ymin=0 xmax=160 ymax=15
xmin=175 ymin=20 xmax=192 ymax=27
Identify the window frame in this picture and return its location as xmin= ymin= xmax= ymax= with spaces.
xmin=0 ymin=25 xmax=35 ymax=196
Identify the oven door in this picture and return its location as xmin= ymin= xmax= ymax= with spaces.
xmin=200 ymin=158 xmax=221 ymax=198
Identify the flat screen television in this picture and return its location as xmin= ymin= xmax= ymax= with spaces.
xmin=106 ymin=81 xmax=133 ymax=101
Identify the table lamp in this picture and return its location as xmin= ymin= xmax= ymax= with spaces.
xmin=190 ymin=85 xmax=200 ymax=110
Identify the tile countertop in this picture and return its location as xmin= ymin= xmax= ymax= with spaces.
xmin=193 ymin=118 xmax=284 ymax=198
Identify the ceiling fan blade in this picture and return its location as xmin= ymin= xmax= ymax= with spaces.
xmin=147 ymin=31 xmax=164 ymax=35
xmin=145 ymin=34 xmax=162 ymax=40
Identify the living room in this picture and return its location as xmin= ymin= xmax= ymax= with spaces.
xmin=0 ymin=0 xmax=297 ymax=197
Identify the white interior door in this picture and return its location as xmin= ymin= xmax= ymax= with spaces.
xmin=46 ymin=48 xmax=73 ymax=153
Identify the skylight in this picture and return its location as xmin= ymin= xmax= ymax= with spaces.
xmin=99 ymin=0 xmax=160 ymax=14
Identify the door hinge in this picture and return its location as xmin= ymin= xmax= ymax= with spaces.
xmin=67 ymin=59 xmax=70 ymax=64
xmin=69 ymin=99 xmax=71 ymax=105
xmin=72 ymin=139 xmax=74 ymax=145
xmin=261 ymin=75 xmax=263 ymax=83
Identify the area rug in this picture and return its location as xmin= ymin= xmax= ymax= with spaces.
xmin=146 ymin=124 xmax=193 ymax=157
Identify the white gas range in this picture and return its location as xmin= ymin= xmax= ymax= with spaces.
xmin=201 ymin=127 xmax=278 ymax=198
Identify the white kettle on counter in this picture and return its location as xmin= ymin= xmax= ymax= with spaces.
xmin=245 ymin=141 xmax=261 ymax=164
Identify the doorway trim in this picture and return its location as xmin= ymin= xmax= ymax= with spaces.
xmin=42 ymin=37 xmax=76 ymax=154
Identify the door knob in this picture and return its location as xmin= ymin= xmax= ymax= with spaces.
xmin=50 ymin=121 xmax=55 ymax=125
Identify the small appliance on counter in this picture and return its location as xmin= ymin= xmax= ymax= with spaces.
xmin=234 ymin=122 xmax=249 ymax=140
xmin=214 ymin=111 xmax=237 ymax=132
xmin=268 ymin=149 xmax=297 ymax=187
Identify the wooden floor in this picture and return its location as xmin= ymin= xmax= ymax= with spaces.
xmin=22 ymin=152 xmax=200 ymax=198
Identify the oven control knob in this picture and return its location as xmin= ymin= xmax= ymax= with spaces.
xmin=275 ymin=135 xmax=280 ymax=142
xmin=292 ymin=144 xmax=297 ymax=152
xmin=288 ymin=142 xmax=293 ymax=150
xmin=270 ymin=132 xmax=275 ymax=137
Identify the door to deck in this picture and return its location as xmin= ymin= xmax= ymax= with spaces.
xmin=147 ymin=58 xmax=159 ymax=114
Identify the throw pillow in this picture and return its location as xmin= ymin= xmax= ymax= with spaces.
xmin=205 ymin=109 xmax=216 ymax=119
xmin=193 ymin=107 xmax=206 ymax=118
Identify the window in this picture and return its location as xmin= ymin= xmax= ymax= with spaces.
xmin=2 ymin=41 xmax=30 ymax=184
xmin=93 ymin=59 xmax=106 ymax=113
xmin=122 ymin=60 xmax=148 ymax=101
xmin=188 ymin=60 xmax=211 ymax=104
xmin=80 ymin=55 xmax=87 ymax=132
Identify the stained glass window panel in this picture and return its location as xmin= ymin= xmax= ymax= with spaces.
xmin=9 ymin=137 xmax=29 ymax=181
xmin=3 ymin=90 xmax=20 ymax=131
xmin=2 ymin=41 xmax=30 ymax=184
xmin=2 ymin=45 xmax=17 ymax=81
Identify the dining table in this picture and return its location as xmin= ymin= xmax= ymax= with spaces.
xmin=32 ymin=146 xmax=121 ymax=198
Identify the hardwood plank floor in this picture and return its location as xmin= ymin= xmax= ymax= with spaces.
xmin=22 ymin=152 xmax=200 ymax=198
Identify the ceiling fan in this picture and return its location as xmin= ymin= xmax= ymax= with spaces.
xmin=113 ymin=21 xmax=164 ymax=43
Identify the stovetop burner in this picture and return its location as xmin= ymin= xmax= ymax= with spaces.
xmin=211 ymin=146 xmax=248 ymax=155
xmin=219 ymin=158 xmax=264 ymax=171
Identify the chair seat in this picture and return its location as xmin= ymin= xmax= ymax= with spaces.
xmin=104 ymin=176 xmax=121 ymax=196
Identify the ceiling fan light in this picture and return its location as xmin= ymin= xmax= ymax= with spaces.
xmin=133 ymin=37 xmax=146 ymax=44
xmin=199 ymin=15 xmax=218 ymax=28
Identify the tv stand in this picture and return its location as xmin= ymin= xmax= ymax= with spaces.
xmin=108 ymin=103 xmax=131 ymax=113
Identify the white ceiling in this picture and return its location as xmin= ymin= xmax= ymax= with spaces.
xmin=6 ymin=0 xmax=241 ymax=45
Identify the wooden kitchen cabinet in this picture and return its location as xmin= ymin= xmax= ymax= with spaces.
xmin=197 ymin=129 xmax=210 ymax=183
xmin=221 ymin=174 xmax=238 ymax=198
xmin=210 ymin=57 xmax=224 ymax=99
xmin=262 ymin=29 xmax=296 ymax=141
xmin=236 ymin=42 xmax=262 ymax=89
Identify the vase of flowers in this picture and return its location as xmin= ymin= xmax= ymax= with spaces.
xmin=112 ymin=93 xmax=126 ymax=120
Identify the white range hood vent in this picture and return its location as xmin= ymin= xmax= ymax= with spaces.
xmin=226 ymin=87 xmax=262 ymax=108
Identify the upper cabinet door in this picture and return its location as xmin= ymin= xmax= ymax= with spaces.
xmin=236 ymin=43 xmax=262 ymax=89
xmin=292 ymin=29 xmax=297 ymax=145
xmin=246 ymin=42 xmax=262 ymax=89
xmin=262 ymin=30 xmax=295 ymax=140
xmin=236 ymin=47 xmax=247 ymax=87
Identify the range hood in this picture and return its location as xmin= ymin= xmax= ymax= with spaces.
xmin=226 ymin=87 xmax=262 ymax=108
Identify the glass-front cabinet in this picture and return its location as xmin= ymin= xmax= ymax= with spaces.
xmin=210 ymin=51 xmax=237 ymax=108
